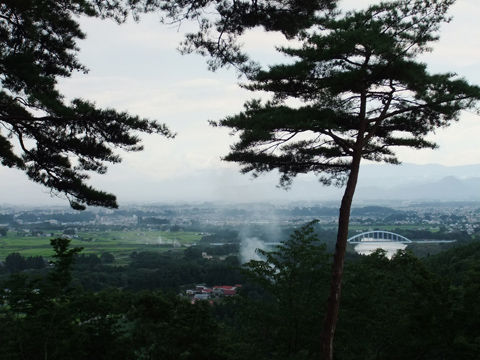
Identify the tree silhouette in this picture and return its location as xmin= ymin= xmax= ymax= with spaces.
xmin=161 ymin=0 xmax=338 ymax=74
xmin=210 ymin=0 xmax=480 ymax=358
xmin=0 ymin=0 xmax=174 ymax=210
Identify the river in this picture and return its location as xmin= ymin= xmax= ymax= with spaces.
xmin=354 ymin=242 xmax=408 ymax=259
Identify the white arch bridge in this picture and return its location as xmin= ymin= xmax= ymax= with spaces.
xmin=347 ymin=231 xmax=455 ymax=244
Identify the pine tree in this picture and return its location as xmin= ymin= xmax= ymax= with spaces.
xmin=211 ymin=0 xmax=480 ymax=358
xmin=0 ymin=0 xmax=174 ymax=210
xmin=161 ymin=0 xmax=338 ymax=74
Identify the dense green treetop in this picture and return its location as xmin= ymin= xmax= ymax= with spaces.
xmin=424 ymin=240 xmax=480 ymax=285
xmin=236 ymin=221 xmax=331 ymax=359
xmin=337 ymin=249 xmax=457 ymax=360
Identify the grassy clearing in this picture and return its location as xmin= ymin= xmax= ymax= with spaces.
xmin=0 ymin=230 xmax=204 ymax=260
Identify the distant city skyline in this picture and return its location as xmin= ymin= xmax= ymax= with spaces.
xmin=1 ymin=0 xmax=479 ymax=207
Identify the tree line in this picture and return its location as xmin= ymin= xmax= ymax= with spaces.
xmin=1 ymin=224 xmax=480 ymax=359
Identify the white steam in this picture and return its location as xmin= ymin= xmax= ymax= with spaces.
xmin=240 ymin=237 xmax=267 ymax=264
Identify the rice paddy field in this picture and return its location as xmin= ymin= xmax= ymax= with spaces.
xmin=0 ymin=223 xmax=440 ymax=262
xmin=0 ymin=229 xmax=204 ymax=261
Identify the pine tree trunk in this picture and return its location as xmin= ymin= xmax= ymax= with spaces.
xmin=321 ymin=155 xmax=362 ymax=360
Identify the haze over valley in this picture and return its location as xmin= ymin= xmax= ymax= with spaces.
xmin=2 ymin=163 xmax=479 ymax=207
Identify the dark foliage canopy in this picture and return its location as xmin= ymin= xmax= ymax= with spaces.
xmin=160 ymin=0 xmax=338 ymax=74
xmin=1 ymin=229 xmax=480 ymax=359
xmin=237 ymin=221 xmax=330 ymax=359
xmin=338 ymin=250 xmax=455 ymax=360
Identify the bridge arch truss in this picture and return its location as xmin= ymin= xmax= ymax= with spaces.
xmin=348 ymin=231 xmax=412 ymax=244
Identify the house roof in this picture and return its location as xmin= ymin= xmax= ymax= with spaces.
xmin=213 ymin=285 xmax=236 ymax=290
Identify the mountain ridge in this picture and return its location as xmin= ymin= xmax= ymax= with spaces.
xmin=129 ymin=163 xmax=480 ymax=203
xmin=1 ymin=163 xmax=479 ymax=206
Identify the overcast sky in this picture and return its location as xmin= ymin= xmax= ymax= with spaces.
xmin=1 ymin=0 xmax=479 ymax=207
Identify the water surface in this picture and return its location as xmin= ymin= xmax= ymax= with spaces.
xmin=354 ymin=242 xmax=408 ymax=259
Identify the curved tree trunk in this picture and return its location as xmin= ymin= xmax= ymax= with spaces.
xmin=321 ymin=154 xmax=362 ymax=360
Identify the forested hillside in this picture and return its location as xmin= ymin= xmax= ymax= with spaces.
xmin=1 ymin=224 xmax=479 ymax=360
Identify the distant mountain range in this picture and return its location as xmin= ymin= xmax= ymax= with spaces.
xmin=354 ymin=163 xmax=480 ymax=202
xmin=2 ymin=163 xmax=479 ymax=207
xmin=123 ymin=163 xmax=480 ymax=204
xmin=354 ymin=175 xmax=480 ymax=202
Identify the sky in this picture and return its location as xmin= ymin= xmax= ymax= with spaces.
xmin=1 ymin=0 xmax=479 ymax=207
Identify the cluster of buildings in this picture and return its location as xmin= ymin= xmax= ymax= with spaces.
xmin=186 ymin=284 xmax=241 ymax=302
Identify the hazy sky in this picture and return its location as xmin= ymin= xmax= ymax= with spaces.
xmin=1 ymin=0 xmax=479 ymax=207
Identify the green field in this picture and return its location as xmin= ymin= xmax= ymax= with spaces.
xmin=0 ymin=230 xmax=204 ymax=260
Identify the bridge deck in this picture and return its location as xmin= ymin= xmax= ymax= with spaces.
xmin=348 ymin=231 xmax=455 ymax=244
